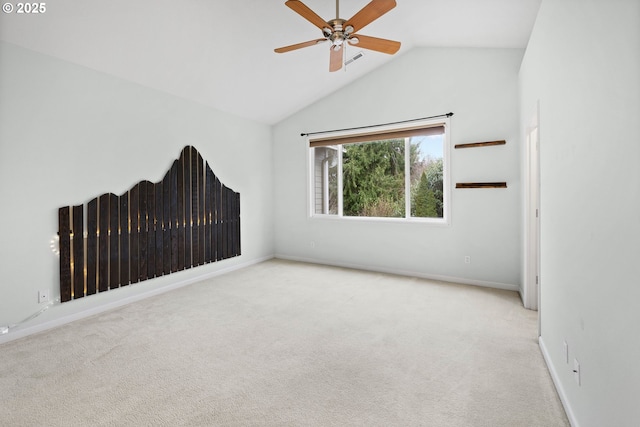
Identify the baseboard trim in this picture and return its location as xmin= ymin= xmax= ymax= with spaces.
xmin=0 ymin=255 xmax=274 ymax=345
xmin=539 ymin=336 xmax=579 ymax=427
xmin=275 ymin=254 xmax=519 ymax=292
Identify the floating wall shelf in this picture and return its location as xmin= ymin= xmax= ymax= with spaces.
xmin=454 ymin=140 xmax=506 ymax=149
xmin=456 ymin=182 xmax=507 ymax=189
xmin=454 ymin=139 xmax=507 ymax=189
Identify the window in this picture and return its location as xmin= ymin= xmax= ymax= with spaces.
xmin=309 ymin=118 xmax=449 ymax=223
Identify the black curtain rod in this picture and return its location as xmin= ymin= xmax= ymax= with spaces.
xmin=300 ymin=112 xmax=454 ymax=137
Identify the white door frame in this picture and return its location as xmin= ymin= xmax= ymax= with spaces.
xmin=523 ymin=102 xmax=541 ymax=318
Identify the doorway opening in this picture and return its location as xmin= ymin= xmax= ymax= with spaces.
xmin=524 ymin=102 xmax=541 ymax=333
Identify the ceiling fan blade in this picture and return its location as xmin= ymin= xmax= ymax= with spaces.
xmin=275 ymin=39 xmax=327 ymax=53
xmin=285 ymin=0 xmax=329 ymax=31
xmin=329 ymin=46 xmax=343 ymax=72
xmin=349 ymin=34 xmax=400 ymax=55
xmin=345 ymin=0 xmax=396 ymax=33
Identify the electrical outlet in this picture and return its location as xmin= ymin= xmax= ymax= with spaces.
xmin=464 ymin=256 xmax=471 ymax=264
xmin=573 ymin=358 xmax=581 ymax=386
xmin=38 ymin=290 xmax=49 ymax=304
xmin=563 ymin=341 xmax=569 ymax=363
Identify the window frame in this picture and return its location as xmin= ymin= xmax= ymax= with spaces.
xmin=307 ymin=117 xmax=451 ymax=225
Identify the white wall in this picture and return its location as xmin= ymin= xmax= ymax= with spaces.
xmin=519 ymin=0 xmax=640 ymax=425
xmin=273 ymin=47 xmax=524 ymax=288
xmin=0 ymin=42 xmax=274 ymax=338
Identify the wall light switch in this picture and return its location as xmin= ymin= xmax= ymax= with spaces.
xmin=563 ymin=341 xmax=569 ymax=363
xmin=573 ymin=358 xmax=581 ymax=386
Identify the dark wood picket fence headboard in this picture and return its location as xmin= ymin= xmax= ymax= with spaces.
xmin=58 ymin=146 xmax=240 ymax=302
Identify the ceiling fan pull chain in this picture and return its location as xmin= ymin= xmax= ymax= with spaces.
xmin=344 ymin=43 xmax=348 ymax=72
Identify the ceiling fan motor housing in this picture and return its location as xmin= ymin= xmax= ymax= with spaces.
xmin=327 ymin=18 xmax=355 ymax=50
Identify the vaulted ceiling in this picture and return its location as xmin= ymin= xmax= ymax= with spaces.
xmin=0 ymin=0 xmax=541 ymax=124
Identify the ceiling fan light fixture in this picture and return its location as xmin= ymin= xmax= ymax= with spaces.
xmin=348 ymin=36 xmax=359 ymax=45
xmin=330 ymin=32 xmax=345 ymax=46
xmin=344 ymin=25 xmax=354 ymax=34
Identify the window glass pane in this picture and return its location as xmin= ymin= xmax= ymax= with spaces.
xmin=410 ymin=135 xmax=444 ymax=218
xmin=309 ymin=119 xmax=448 ymax=222
xmin=313 ymin=147 xmax=338 ymax=215
xmin=343 ymin=139 xmax=405 ymax=218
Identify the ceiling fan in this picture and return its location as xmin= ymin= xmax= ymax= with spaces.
xmin=274 ymin=0 xmax=401 ymax=72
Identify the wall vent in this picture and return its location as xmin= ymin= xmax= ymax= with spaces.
xmin=345 ymin=51 xmax=364 ymax=66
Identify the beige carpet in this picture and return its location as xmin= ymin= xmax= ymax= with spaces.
xmin=0 ymin=259 xmax=569 ymax=426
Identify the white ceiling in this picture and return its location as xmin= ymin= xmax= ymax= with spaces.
xmin=0 ymin=0 xmax=541 ymax=124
